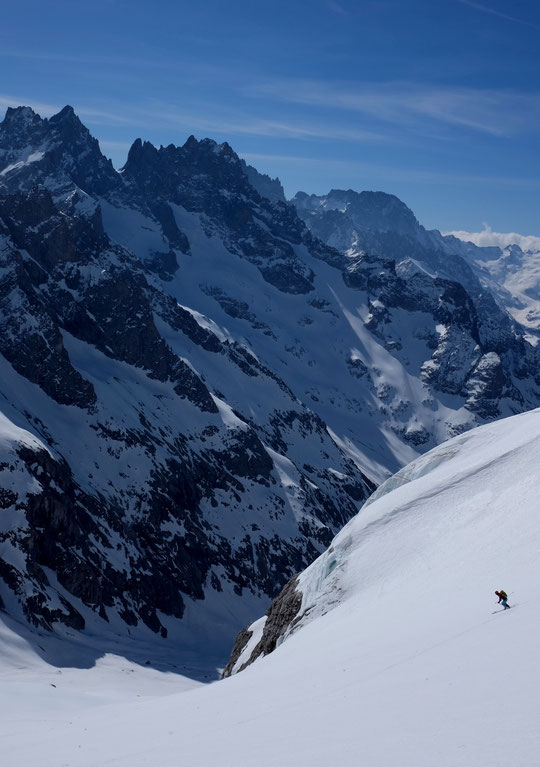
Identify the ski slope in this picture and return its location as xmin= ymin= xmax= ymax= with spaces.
xmin=3 ymin=409 xmax=540 ymax=766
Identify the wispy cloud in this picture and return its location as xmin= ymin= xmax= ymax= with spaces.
xmin=455 ymin=0 xmax=540 ymax=30
xmin=0 ymin=92 xmax=399 ymax=145
xmin=0 ymin=94 xmax=138 ymax=126
xmin=240 ymin=152 xmax=540 ymax=190
xmin=3 ymin=80 xmax=539 ymax=166
xmin=445 ymin=224 xmax=540 ymax=250
xmin=0 ymin=95 xmax=60 ymax=118
xmin=0 ymin=47 xmax=143 ymax=67
xmin=143 ymin=105 xmax=389 ymax=142
xmin=327 ymin=1 xmax=348 ymax=15
xmin=0 ymin=45 xmax=204 ymax=76
xmin=245 ymin=80 xmax=540 ymax=137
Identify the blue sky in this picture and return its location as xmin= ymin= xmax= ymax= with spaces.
xmin=2 ymin=0 xmax=540 ymax=233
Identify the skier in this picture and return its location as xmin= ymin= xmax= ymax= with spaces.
xmin=495 ymin=589 xmax=510 ymax=609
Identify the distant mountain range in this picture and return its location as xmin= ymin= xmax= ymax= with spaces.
xmin=0 ymin=105 xmax=539 ymax=657
xmin=293 ymin=187 xmax=540 ymax=341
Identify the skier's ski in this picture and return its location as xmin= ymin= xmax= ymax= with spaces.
xmin=492 ymin=605 xmax=515 ymax=614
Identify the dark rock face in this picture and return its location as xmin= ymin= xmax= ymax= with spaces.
xmin=221 ymin=627 xmax=254 ymax=677
xmin=0 ymin=187 xmax=214 ymax=414
xmin=2 ymin=442 xmax=189 ymax=633
xmin=222 ymin=575 xmax=302 ymax=677
xmin=1 ymin=401 xmax=367 ymax=638
xmin=0 ymin=206 xmax=97 ymax=409
xmin=294 ymin=189 xmax=420 ymax=235
xmin=120 ymin=135 xmax=318 ymax=295
xmin=202 ymin=286 xmax=276 ymax=336
xmin=240 ymin=160 xmax=286 ymax=204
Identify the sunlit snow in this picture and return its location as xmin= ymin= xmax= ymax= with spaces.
xmin=3 ymin=409 xmax=540 ymax=766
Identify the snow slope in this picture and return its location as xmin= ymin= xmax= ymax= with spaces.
xmin=3 ymin=408 xmax=540 ymax=766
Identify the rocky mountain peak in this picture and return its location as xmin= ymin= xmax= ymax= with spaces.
xmin=48 ymin=103 xmax=77 ymax=123
xmin=0 ymin=105 xmax=47 ymax=150
xmin=124 ymin=134 xmax=244 ymax=178
xmin=293 ymin=188 xmax=420 ymax=235
xmin=0 ymin=105 xmax=118 ymax=197
xmin=503 ymin=243 xmax=524 ymax=257
xmin=124 ymin=135 xmax=286 ymax=211
xmin=240 ymin=159 xmax=286 ymax=204
xmin=48 ymin=104 xmax=92 ymax=143
xmin=183 ymin=134 xmax=199 ymax=150
xmin=124 ymin=137 xmax=159 ymax=172
xmin=3 ymin=105 xmax=41 ymax=129
xmin=47 ymin=106 xmax=117 ymax=195
xmin=179 ymin=134 xmax=245 ymax=181
xmin=121 ymin=132 xmax=256 ymax=213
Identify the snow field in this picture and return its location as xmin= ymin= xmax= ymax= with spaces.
xmin=2 ymin=408 xmax=540 ymax=766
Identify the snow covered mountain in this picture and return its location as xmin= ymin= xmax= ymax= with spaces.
xmin=447 ymin=239 xmax=540 ymax=341
xmin=293 ymin=188 xmax=540 ymax=418
xmin=0 ymin=106 xmax=375 ymax=650
xmin=1 ymin=104 xmax=539 ymax=656
xmin=4 ymin=408 xmax=540 ymax=766
xmin=293 ymin=187 xmax=540 ymax=342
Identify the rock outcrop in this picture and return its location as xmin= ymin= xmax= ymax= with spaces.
xmin=222 ymin=575 xmax=303 ymax=676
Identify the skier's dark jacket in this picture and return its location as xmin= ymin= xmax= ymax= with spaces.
xmin=496 ymin=590 xmax=508 ymax=602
